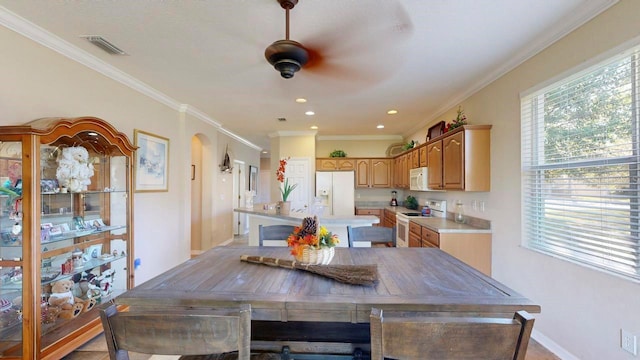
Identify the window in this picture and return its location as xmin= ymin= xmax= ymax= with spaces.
xmin=521 ymin=44 xmax=640 ymax=282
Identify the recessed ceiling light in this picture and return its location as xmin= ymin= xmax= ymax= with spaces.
xmin=305 ymin=111 xmax=315 ymax=116
xmin=296 ymin=98 xmax=307 ymax=103
xmin=387 ymin=109 xmax=398 ymax=115
xmin=262 ymin=150 xmax=268 ymax=154
xmin=310 ymin=125 xmax=318 ymax=130
xmin=377 ymin=125 xmax=385 ymax=129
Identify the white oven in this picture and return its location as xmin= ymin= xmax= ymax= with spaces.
xmin=395 ymin=199 xmax=447 ymax=247
xmin=395 ymin=214 xmax=409 ymax=247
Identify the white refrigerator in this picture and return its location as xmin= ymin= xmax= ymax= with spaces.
xmin=315 ymin=171 xmax=355 ymax=216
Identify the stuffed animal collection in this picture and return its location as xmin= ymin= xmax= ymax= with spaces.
xmin=47 ymin=279 xmax=96 ymax=319
xmin=55 ymin=147 xmax=95 ymax=192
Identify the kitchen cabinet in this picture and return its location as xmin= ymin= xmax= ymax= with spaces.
xmin=0 ymin=117 xmax=135 ymax=359
xmin=355 ymin=158 xmax=391 ymax=188
xmin=421 ymin=227 xmax=439 ymax=248
xmin=411 ymin=148 xmax=419 ymax=169
xmin=426 ymin=141 xmax=443 ymax=189
xmin=408 ymin=222 xmax=422 ymax=247
xmin=316 ymin=158 xmax=355 ymax=171
xmin=419 ymin=145 xmax=427 ymax=167
xmin=426 ymin=125 xmax=491 ymax=191
xmin=356 ymin=208 xmax=382 ymax=227
xmin=383 ymin=209 xmax=396 ymax=228
xmin=411 ymin=221 xmax=491 ymax=276
xmin=393 ymin=154 xmax=408 ymax=188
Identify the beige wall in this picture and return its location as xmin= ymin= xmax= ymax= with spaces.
xmin=316 ymin=138 xmax=402 ymax=158
xmin=407 ymin=1 xmax=640 ymax=358
xmin=0 ymin=25 xmax=260 ymax=284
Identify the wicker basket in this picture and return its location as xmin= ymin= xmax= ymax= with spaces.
xmin=294 ymin=246 xmax=335 ymax=265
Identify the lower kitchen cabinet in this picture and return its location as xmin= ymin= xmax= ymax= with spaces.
xmin=408 ymin=222 xmax=422 ymax=247
xmin=383 ymin=209 xmax=396 ymax=228
xmin=355 ymin=209 xmax=382 ymax=226
xmin=415 ymin=222 xmax=491 ymax=276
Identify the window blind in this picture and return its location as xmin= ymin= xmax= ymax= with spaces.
xmin=521 ymin=45 xmax=640 ymax=282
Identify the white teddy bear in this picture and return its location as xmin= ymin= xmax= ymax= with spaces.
xmin=56 ymin=147 xmax=95 ymax=192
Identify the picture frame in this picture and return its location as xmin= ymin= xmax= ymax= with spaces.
xmin=134 ymin=130 xmax=169 ymax=192
xmin=426 ymin=121 xmax=446 ymax=142
xmin=72 ymin=216 xmax=86 ymax=230
xmin=249 ymin=165 xmax=258 ymax=192
xmin=40 ymin=179 xmax=59 ymax=193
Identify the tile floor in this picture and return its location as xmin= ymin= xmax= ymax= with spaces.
xmin=62 ymin=235 xmax=561 ymax=360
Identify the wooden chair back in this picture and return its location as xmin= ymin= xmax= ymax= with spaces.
xmin=347 ymin=226 xmax=396 ymax=247
xmin=370 ymin=308 xmax=534 ymax=360
xmin=258 ymin=224 xmax=296 ymax=246
xmin=99 ymin=303 xmax=251 ymax=360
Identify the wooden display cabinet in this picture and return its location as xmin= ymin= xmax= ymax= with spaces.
xmin=0 ymin=117 xmax=135 ymax=359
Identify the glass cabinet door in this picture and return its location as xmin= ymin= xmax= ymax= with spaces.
xmin=0 ymin=140 xmax=23 ymax=357
xmin=38 ymin=134 xmax=131 ymax=348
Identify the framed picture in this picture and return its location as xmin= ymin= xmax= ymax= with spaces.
xmin=134 ymin=130 xmax=169 ymax=192
xmin=426 ymin=121 xmax=446 ymax=142
xmin=72 ymin=216 xmax=86 ymax=230
xmin=40 ymin=179 xmax=59 ymax=193
xmin=249 ymin=165 xmax=258 ymax=192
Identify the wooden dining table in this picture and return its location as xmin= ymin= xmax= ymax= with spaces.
xmin=115 ymin=246 xmax=540 ymax=357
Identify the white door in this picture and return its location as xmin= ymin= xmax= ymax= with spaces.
xmin=285 ymin=158 xmax=310 ymax=213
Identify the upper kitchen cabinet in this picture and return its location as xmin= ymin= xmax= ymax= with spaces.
xmin=427 ymin=125 xmax=491 ymax=191
xmin=355 ymin=158 xmax=392 ymax=188
xmin=392 ymin=154 xmax=409 ymax=189
xmin=418 ymin=145 xmax=427 ymax=167
xmin=0 ymin=117 xmax=135 ymax=360
xmin=316 ymin=158 xmax=355 ymax=171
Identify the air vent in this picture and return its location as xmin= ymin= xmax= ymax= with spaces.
xmin=278 ymin=117 xmax=287 ymax=122
xmin=82 ymin=36 xmax=127 ymax=55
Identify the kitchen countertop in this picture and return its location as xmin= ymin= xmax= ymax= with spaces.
xmin=235 ymin=206 xmax=380 ymax=225
xmin=360 ymin=205 xmax=492 ymax=234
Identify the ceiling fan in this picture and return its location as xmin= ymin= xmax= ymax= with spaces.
xmin=264 ymin=0 xmax=308 ymax=79
xmin=264 ymin=0 xmax=414 ymax=82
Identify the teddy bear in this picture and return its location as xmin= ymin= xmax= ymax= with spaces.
xmin=48 ymin=279 xmax=96 ymax=319
xmin=56 ymin=146 xmax=94 ymax=192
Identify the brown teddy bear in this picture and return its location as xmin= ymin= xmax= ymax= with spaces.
xmin=48 ymin=279 xmax=96 ymax=319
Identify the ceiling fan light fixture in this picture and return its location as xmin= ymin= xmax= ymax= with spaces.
xmin=265 ymin=39 xmax=309 ymax=79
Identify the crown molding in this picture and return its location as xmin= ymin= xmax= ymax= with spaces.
xmin=179 ymin=105 xmax=261 ymax=151
xmin=0 ymin=5 xmax=262 ymax=152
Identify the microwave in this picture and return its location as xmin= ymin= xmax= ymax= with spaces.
xmin=409 ymin=167 xmax=429 ymax=191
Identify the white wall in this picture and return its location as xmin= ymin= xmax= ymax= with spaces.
xmin=407 ymin=1 xmax=640 ymax=358
xmin=0 ymin=24 xmax=259 ymax=284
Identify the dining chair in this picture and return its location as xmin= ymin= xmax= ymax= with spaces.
xmin=347 ymin=225 xmax=396 ymax=247
xmin=258 ymin=224 xmax=296 ymax=246
xmin=370 ymin=308 xmax=535 ymax=360
xmin=99 ymin=303 xmax=259 ymax=360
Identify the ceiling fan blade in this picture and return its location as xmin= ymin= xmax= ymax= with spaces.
xmin=301 ymin=1 xmax=413 ymax=61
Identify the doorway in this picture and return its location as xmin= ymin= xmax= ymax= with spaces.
xmin=190 ymin=134 xmax=213 ymax=256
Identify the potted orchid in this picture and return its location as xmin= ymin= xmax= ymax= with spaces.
xmin=276 ymin=157 xmax=297 ymax=214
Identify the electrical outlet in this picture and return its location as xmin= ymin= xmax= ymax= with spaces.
xmin=479 ymin=201 xmax=486 ymax=212
xmin=621 ymin=329 xmax=637 ymax=355
xmin=472 ymin=200 xmax=478 ymax=211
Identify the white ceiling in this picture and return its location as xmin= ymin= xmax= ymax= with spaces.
xmin=0 ymin=0 xmax=616 ymax=152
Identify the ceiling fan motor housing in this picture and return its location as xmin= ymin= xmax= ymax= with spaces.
xmin=265 ymin=39 xmax=309 ymax=79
